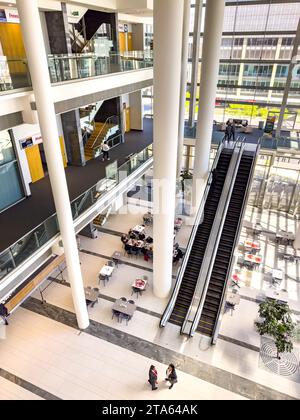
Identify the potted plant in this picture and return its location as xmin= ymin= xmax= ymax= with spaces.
xmin=255 ymin=299 xmax=296 ymax=360
xmin=180 ymin=170 xmax=193 ymax=193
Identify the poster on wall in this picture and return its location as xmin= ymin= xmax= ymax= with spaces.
xmin=0 ymin=10 xmax=6 ymax=22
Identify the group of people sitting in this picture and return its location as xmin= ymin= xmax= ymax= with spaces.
xmin=121 ymin=231 xmax=154 ymax=261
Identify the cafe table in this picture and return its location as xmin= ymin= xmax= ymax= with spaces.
xmin=244 ymin=254 xmax=263 ymax=265
xmin=85 ymin=288 xmax=99 ymax=304
xmin=226 ymin=292 xmax=241 ymax=306
xmin=244 ymin=240 xmax=261 ymax=250
xmin=113 ymin=299 xmax=137 ymax=317
xmin=132 ymin=278 xmax=148 ymax=291
xmin=265 ymin=288 xmax=289 ymax=303
xmin=99 ymin=265 xmax=114 ymax=277
xmin=132 ymin=225 xmax=145 ymax=234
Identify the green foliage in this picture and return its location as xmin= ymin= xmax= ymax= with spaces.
xmin=255 ymin=299 xmax=296 ymax=358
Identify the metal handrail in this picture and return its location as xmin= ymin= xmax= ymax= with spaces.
xmin=211 ymin=139 xmax=262 ymax=344
xmin=93 ymin=132 xmax=122 ymax=156
xmin=91 ymin=115 xmax=118 ymax=149
xmin=186 ymin=141 xmax=246 ymax=337
xmin=160 ymin=141 xmax=225 ymax=328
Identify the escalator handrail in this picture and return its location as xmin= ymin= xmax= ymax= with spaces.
xmin=159 ymin=141 xmax=225 ymax=328
xmin=211 ymin=140 xmax=262 ymax=344
xmin=186 ymin=141 xmax=246 ymax=337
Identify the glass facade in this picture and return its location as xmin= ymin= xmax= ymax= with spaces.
xmin=141 ymin=2 xmax=300 ymax=129
xmin=187 ymin=1 xmax=300 ymax=129
xmin=0 ymin=130 xmax=24 ymax=212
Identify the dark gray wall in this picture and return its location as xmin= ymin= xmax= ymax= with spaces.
xmin=45 ymin=3 xmax=72 ymax=55
xmin=61 ymin=110 xmax=86 ymax=166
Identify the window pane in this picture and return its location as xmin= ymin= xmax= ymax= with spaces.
xmin=0 ymin=161 xmax=24 ymax=211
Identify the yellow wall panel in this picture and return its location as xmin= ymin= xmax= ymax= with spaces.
xmin=25 ymin=145 xmax=44 ymax=183
xmin=0 ymin=23 xmax=26 ymax=73
xmin=127 ymin=33 xmax=133 ymax=51
xmin=119 ymin=32 xmax=126 ymax=53
xmin=125 ymin=107 xmax=131 ymax=132
xmin=59 ymin=136 xmax=67 ymax=168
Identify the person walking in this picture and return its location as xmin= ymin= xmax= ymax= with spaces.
xmin=165 ymin=363 xmax=177 ymax=389
xmin=102 ymin=142 xmax=110 ymax=161
xmin=224 ymin=122 xmax=233 ymax=143
xmin=148 ymin=365 xmax=158 ymax=390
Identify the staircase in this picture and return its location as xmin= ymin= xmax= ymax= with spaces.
xmin=68 ymin=10 xmax=113 ymax=54
xmin=84 ymin=122 xmax=115 ymax=161
xmin=93 ymin=205 xmax=113 ymax=227
xmin=69 ymin=25 xmax=86 ymax=52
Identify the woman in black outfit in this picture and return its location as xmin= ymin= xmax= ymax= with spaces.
xmin=165 ymin=364 xmax=177 ymax=389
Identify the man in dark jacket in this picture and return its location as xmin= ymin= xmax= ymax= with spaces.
xmin=148 ymin=365 xmax=158 ymax=390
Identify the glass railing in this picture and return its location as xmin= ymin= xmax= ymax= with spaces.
xmin=0 ymin=143 xmax=153 ymax=282
xmin=260 ymin=135 xmax=300 ymax=151
xmin=184 ymin=123 xmax=224 ymax=145
xmin=121 ymin=50 xmax=153 ymax=62
xmin=0 ymin=57 xmax=31 ymax=92
xmin=48 ymin=52 xmax=153 ymax=84
xmin=0 ymin=51 xmax=153 ymax=93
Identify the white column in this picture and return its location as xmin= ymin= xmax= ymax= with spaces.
xmin=177 ymin=0 xmax=191 ymax=176
xmin=16 ymin=0 xmax=89 ymax=330
xmin=237 ymin=38 xmax=248 ymax=99
xmin=129 ymin=90 xmax=143 ymax=130
xmin=153 ymin=0 xmax=184 ymax=298
xmin=192 ymin=0 xmax=225 ymax=207
xmin=294 ymin=225 xmax=300 ymax=250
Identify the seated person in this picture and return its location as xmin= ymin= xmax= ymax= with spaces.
xmin=139 ymin=233 xmax=146 ymax=241
xmin=146 ymin=236 xmax=154 ymax=244
xmin=177 ymin=249 xmax=184 ymax=260
xmin=124 ymin=243 xmax=132 ymax=254
xmin=131 ymin=246 xmax=139 ymax=254
xmin=121 ymin=234 xmax=128 ymax=244
xmin=129 ymin=230 xmax=137 ymax=239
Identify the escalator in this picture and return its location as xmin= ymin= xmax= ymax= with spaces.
xmin=168 ymin=149 xmax=233 ymax=327
xmin=196 ymin=152 xmax=254 ymax=336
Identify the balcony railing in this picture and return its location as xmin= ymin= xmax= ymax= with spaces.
xmin=0 ymin=51 xmax=153 ymax=93
xmin=48 ymin=52 xmax=153 ymax=83
xmin=260 ymin=135 xmax=300 ymax=151
xmin=0 ymin=144 xmax=153 ymax=282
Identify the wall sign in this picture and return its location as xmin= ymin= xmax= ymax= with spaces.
xmin=20 ymin=138 xmax=33 ymax=149
xmin=32 ymin=134 xmax=43 ymax=144
xmin=0 ymin=9 xmax=20 ymax=23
